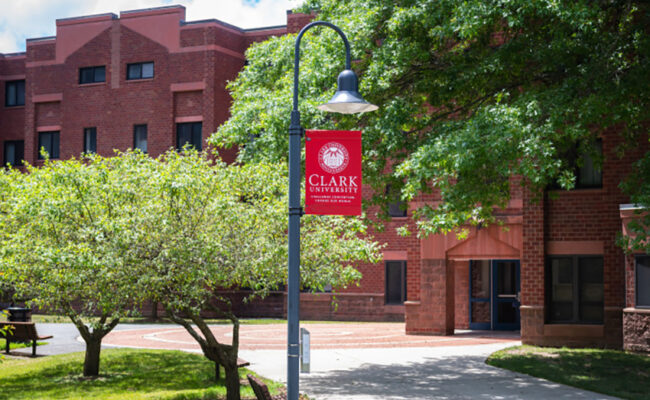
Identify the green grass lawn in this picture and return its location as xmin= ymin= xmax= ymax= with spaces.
xmin=487 ymin=345 xmax=650 ymax=400
xmin=0 ymin=348 xmax=282 ymax=400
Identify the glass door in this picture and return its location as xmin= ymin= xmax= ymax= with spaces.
xmin=469 ymin=260 xmax=491 ymax=330
xmin=492 ymin=260 xmax=520 ymax=330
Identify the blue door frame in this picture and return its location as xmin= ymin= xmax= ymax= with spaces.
xmin=469 ymin=259 xmax=521 ymax=330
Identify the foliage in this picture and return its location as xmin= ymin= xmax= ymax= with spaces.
xmin=133 ymin=149 xmax=381 ymax=400
xmin=487 ymin=345 xmax=650 ymax=400
xmin=0 ymin=348 xmax=279 ymax=400
xmin=0 ymin=152 xmax=156 ymax=375
xmin=212 ymin=0 xmax=650 ymax=237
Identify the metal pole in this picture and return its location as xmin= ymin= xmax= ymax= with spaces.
xmin=287 ymin=21 xmax=351 ymax=400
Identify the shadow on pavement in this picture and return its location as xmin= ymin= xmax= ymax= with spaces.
xmin=301 ymin=354 xmax=614 ymax=400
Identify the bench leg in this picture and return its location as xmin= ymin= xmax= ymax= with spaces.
xmin=32 ymin=340 xmax=36 ymax=357
xmin=5 ymin=339 xmax=8 ymax=354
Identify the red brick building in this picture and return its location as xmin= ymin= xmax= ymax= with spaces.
xmin=1 ymin=5 xmax=648 ymax=352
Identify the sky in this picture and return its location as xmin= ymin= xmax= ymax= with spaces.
xmin=0 ymin=0 xmax=305 ymax=54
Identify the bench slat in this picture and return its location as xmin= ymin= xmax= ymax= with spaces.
xmin=1 ymin=321 xmax=51 ymax=357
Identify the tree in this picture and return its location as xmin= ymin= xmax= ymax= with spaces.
xmin=135 ymin=150 xmax=381 ymax=400
xmin=211 ymin=0 xmax=650 ymax=238
xmin=0 ymin=152 xmax=155 ymax=376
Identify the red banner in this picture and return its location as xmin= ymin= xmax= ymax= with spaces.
xmin=305 ymin=130 xmax=362 ymax=216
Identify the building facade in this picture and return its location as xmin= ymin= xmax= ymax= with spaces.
xmin=1 ymin=5 xmax=648 ymax=352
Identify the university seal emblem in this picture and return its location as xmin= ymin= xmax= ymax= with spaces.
xmin=318 ymin=142 xmax=349 ymax=174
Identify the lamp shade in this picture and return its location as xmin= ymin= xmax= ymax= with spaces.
xmin=317 ymin=69 xmax=378 ymax=114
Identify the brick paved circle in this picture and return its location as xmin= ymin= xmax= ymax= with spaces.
xmin=104 ymin=323 xmax=519 ymax=351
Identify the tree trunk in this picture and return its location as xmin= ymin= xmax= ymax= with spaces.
xmin=224 ymin=361 xmax=241 ymax=400
xmin=83 ymin=337 xmax=102 ymax=376
xmin=215 ymin=361 xmax=221 ymax=381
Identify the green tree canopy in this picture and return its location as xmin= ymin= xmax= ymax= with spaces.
xmin=0 ymin=152 xmax=155 ymax=376
xmin=211 ymin=0 xmax=650 ymax=237
xmin=134 ymin=150 xmax=381 ymax=400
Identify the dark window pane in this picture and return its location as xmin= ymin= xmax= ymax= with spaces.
xmin=80 ymin=68 xmax=94 ymax=84
xmin=4 ymin=140 xmax=23 ymax=166
xmin=497 ymin=262 xmax=517 ymax=295
xmin=549 ymin=257 xmax=574 ymax=322
xmin=134 ymin=125 xmax=147 ymax=153
xmin=386 ymin=185 xmax=407 ymax=217
xmin=497 ymin=302 xmax=517 ymax=324
xmin=127 ymin=62 xmax=154 ymax=80
xmin=127 ymin=64 xmax=141 ymax=80
xmin=16 ymin=81 xmax=24 ymax=105
xmin=577 ymin=140 xmax=602 ymax=188
xmin=5 ymin=80 xmax=25 ymax=107
xmin=386 ymin=261 xmax=406 ymax=304
xmin=176 ymin=122 xmax=202 ymax=151
xmin=578 ymin=257 xmax=603 ymax=322
xmin=38 ymin=132 xmax=59 ymax=159
xmin=84 ymin=128 xmax=97 ymax=153
xmin=192 ymin=122 xmax=202 ymax=151
xmin=94 ymin=67 xmax=105 ymax=82
xmin=637 ymin=256 xmax=650 ymax=307
xmin=79 ymin=67 xmax=105 ymax=84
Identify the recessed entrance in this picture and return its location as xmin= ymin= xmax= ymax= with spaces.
xmin=469 ymin=259 xmax=520 ymax=330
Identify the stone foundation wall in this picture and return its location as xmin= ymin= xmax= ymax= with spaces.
xmin=623 ymin=308 xmax=650 ymax=353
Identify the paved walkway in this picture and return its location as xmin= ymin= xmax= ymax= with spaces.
xmin=12 ymin=322 xmax=619 ymax=400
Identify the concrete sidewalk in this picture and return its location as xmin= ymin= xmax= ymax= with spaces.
xmin=240 ymin=343 xmax=620 ymax=399
xmin=13 ymin=323 xmax=620 ymax=400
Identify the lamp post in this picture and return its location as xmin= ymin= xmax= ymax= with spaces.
xmin=287 ymin=21 xmax=377 ymax=400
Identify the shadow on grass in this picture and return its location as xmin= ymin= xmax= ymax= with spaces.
xmin=487 ymin=346 xmax=650 ymax=400
xmin=0 ymin=348 xmax=261 ymax=400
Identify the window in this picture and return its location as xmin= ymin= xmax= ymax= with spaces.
xmin=636 ymin=255 xmax=650 ymax=308
xmin=79 ymin=66 xmax=106 ymax=84
xmin=176 ymin=122 xmax=202 ymax=151
xmin=83 ymin=127 xmax=97 ymax=153
xmin=553 ymin=139 xmax=602 ymax=189
xmin=385 ymin=261 xmax=406 ymax=304
xmin=4 ymin=140 xmax=24 ymax=166
xmin=386 ymin=185 xmax=407 ymax=217
xmin=547 ymin=256 xmax=603 ymax=323
xmin=133 ymin=125 xmax=147 ymax=153
xmin=38 ymin=131 xmax=60 ymax=159
xmin=5 ymin=80 xmax=25 ymax=107
xmin=127 ymin=62 xmax=154 ymax=80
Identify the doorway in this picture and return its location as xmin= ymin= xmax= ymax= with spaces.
xmin=469 ymin=259 xmax=520 ymax=330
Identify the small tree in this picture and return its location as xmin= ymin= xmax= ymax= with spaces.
xmin=0 ymin=153 xmax=154 ymax=376
xmin=136 ymin=150 xmax=381 ymax=400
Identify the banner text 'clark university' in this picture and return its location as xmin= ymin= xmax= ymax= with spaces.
xmin=305 ymin=130 xmax=362 ymax=216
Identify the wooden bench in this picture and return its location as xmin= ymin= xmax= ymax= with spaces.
xmin=247 ymin=374 xmax=273 ymax=400
xmin=1 ymin=321 xmax=52 ymax=356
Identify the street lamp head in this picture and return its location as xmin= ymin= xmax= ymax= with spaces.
xmin=317 ymin=69 xmax=378 ymax=114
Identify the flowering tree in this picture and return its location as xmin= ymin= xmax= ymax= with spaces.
xmin=136 ymin=150 xmax=381 ymax=400
xmin=0 ymin=153 xmax=155 ymax=376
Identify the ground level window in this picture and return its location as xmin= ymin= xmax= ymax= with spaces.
xmin=385 ymin=261 xmax=406 ymax=304
xmin=636 ymin=255 xmax=650 ymax=308
xmin=133 ymin=125 xmax=147 ymax=153
xmin=547 ymin=256 xmax=603 ymax=323
xmin=84 ymin=127 xmax=97 ymax=153
xmin=4 ymin=140 xmax=24 ymax=166
xmin=38 ymin=131 xmax=60 ymax=159
xmin=176 ymin=122 xmax=202 ymax=151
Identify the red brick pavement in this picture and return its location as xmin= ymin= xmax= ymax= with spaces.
xmin=104 ymin=323 xmax=519 ymax=351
